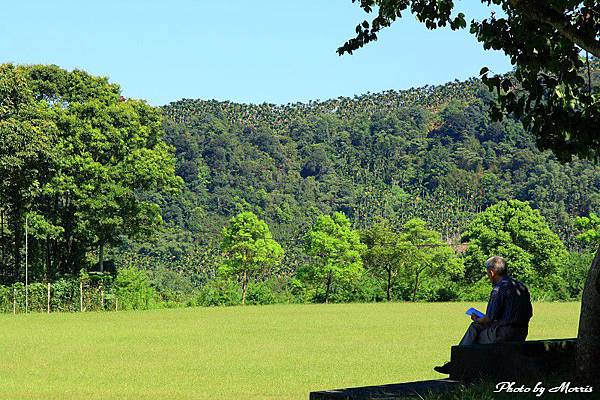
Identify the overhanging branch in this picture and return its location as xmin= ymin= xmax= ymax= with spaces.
xmin=509 ymin=0 xmax=600 ymax=58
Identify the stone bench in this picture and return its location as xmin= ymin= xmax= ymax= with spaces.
xmin=448 ymin=338 xmax=577 ymax=381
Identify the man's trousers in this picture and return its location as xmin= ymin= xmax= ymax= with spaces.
xmin=459 ymin=321 xmax=528 ymax=346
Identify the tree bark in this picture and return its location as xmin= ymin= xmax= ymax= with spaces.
xmin=1 ymin=209 xmax=4 ymax=269
xmin=241 ymin=270 xmax=247 ymax=305
xmin=99 ymin=241 xmax=105 ymax=273
xmin=45 ymin=238 xmax=51 ymax=282
xmin=53 ymin=238 xmax=61 ymax=276
xmin=412 ymin=271 xmax=420 ymax=302
xmin=387 ymin=268 xmax=392 ymax=302
xmin=13 ymin=228 xmax=21 ymax=282
xmin=576 ymin=245 xmax=600 ymax=386
xmin=324 ymin=270 xmax=333 ymax=303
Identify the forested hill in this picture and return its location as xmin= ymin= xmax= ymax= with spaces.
xmin=163 ymin=78 xmax=482 ymax=129
xmin=160 ymin=77 xmax=600 ymax=253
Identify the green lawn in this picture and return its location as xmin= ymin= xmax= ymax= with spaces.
xmin=0 ymin=302 xmax=580 ymax=400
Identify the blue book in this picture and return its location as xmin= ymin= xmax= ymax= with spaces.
xmin=466 ymin=307 xmax=485 ymax=319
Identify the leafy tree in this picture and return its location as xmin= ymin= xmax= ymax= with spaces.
xmin=558 ymin=251 xmax=595 ymax=300
xmin=567 ymin=213 xmax=600 ymax=301
xmin=0 ymin=64 xmax=58 ymax=281
xmin=361 ymin=221 xmax=400 ymax=301
xmin=304 ymin=212 xmax=365 ymax=303
xmin=41 ymin=67 xmax=182 ymax=273
xmin=462 ymin=200 xmax=567 ymax=285
xmin=220 ymin=211 xmax=283 ymax=305
xmin=0 ymin=64 xmax=183 ymax=282
xmin=575 ymin=212 xmax=600 ymax=246
xmin=398 ymin=218 xmax=463 ymax=301
xmin=361 ymin=219 xmax=402 ymax=301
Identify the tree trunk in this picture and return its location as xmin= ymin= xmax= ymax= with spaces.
xmin=387 ymin=268 xmax=392 ymax=302
xmin=241 ymin=270 xmax=247 ymax=305
xmin=13 ymin=228 xmax=21 ymax=282
xmin=576 ymin=245 xmax=600 ymax=386
xmin=324 ymin=270 xmax=333 ymax=304
xmin=45 ymin=238 xmax=51 ymax=282
xmin=98 ymin=241 xmax=105 ymax=273
xmin=53 ymin=238 xmax=61 ymax=276
xmin=1 ymin=209 xmax=4 ymax=269
xmin=412 ymin=271 xmax=420 ymax=302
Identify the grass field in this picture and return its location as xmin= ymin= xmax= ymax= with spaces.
xmin=0 ymin=302 xmax=580 ymax=400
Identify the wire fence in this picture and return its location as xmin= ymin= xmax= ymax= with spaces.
xmin=0 ymin=280 xmax=134 ymax=314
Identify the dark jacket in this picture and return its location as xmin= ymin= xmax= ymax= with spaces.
xmin=485 ymin=275 xmax=533 ymax=341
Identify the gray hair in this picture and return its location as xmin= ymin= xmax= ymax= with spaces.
xmin=486 ymin=256 xmax=507 ymax=276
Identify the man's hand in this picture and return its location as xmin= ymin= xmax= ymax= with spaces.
xmin=472 ymin=315 xmax=491 ymax=325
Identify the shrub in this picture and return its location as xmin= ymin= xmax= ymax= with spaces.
xmin=149 ymin=268 xmax=195 ymax=304
xmin=113 ymin=267 xmax=154 ymax=310
xmin=457 ymin=277 xmax=493 ymax=302
xmin=325 ymin=275 xmax=386 ymax=303
xmin=193 ymin=279 xmax=241 ymax=306
xmin=416 ymin=279 xmax=461 ymax=302
xmin=0 ymin=285 xmax=12 ymax=313
xmin=555 ymin=251 xmax=594 ymax=300
xmin=51 ymin=279 xmax=80 ymax=312
xmin=2 ymin=282 xmax=50 ymax=313
xmin=245 ymin=281 xmax=277 ymax=305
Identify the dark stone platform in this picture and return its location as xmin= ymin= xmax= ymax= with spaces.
xmin=449 ymin=338 xmax=577 ymax=381
xmin=309 ymin=379 xmax=461 ymax=400
xmin=309 ymin=338 xmax=577 ymax=399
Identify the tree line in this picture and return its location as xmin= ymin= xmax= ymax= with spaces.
xmin=214 ymin=199 xmax=590 ymax=307
xmin=1 ymin=62 xmax=599 ymax=309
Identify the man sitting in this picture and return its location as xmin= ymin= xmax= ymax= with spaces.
xmin=434 ymin=256 xmax=533 ymax=374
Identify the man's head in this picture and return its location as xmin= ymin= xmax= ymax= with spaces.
xmin=485 ymin=256 xmax=507 ymax=284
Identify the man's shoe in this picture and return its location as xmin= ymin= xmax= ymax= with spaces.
xmin=433 ymin=361 xmax=453 ymax=375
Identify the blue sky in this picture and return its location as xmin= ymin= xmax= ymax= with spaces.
xmin=2 ymin=1 xmax=512 ymax=106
